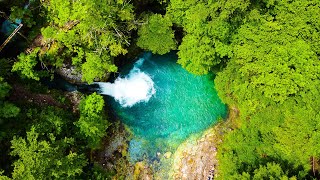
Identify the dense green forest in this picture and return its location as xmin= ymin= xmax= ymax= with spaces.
xmin=1 ymin=0 xmax=320 ymax=179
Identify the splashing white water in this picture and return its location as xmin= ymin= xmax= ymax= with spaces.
xmin=96 ymin=58 xmax=156 ymax=107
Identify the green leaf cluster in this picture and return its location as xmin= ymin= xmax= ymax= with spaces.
xmin=137 ymin=14 xmax=176 ymax=55
xmin=39 ymin=0 xmax=136 ymax=83
xmin=10 ymin=127 xmax=87 ymax=179
xmin=167 ymin=0 xmax=249 ymax=74
xmin=209 ymin=0 xmax=320 ymax=179
xmin=9 ymin=6 xmax=35 ymax=28
xmin=12 ymin=49 xmax=40 ymax=81
xmin=0 ymin=78 xmax=20 ymax=120
xmin=75 ymin=93 xmax=110 ymax=148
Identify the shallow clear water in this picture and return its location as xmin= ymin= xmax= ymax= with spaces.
xmin=106 ymin=52 xmax=227 ymax=162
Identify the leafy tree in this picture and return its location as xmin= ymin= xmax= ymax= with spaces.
xmin=0 ymin=171 xmax=10 ymax=180
xmin=214 ymin=1 xmax=320 ymax=178
xmin=137 ymin=14 xmax=176 ymax=55
xmin=28 ymin=106 xmax=75 ymax=136
xmin=217 ymin=106 xmax=283 ymax=179
xmin=0 ymin=59 xmax=12 ymax=77
xmin=12 ymin=49 xmax=40 ymax=81
xmin=167 ymin=0 xmax=249 ymax=75
xmin=215 ymin=0 xmax=320 ymax=116
xmin=0 ymin=78 xmax=10 ymax=100
xmin=81 ymin=53 xmax=117 ymax=84
xmin=0 ymin=102 xmax=20 ymax=119
xmin=37 ymin=0 xmax=136 ymax=83
xmin=10 ymin=127 xmax=87 ymax=179
xmin=273 ymin=107 xmax=320 ymax=172
xmin=9 ymin=6 xmax=36 ymax=28
xmin=75 ymin=93 xmax=110 ymax=148
xmin=0 ymin=77 xmax=20 ymax=119
xmin=216 ymin=104 xmax=317 ymax=179
xmin=239 ymin=163 xmax=296 ymax=180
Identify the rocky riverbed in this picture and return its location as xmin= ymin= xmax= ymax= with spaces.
xmin=167 ymin=125 xmax=220 ymax=180
xmin=92 ymin=123 xmax=222 ymax=180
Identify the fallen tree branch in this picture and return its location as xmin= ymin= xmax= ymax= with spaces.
xmin=0 ymin=24 xmax=23 ymax=52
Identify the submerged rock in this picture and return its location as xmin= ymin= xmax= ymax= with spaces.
xmin=164 ymin=152 xmax=172 ymax=159
xmin=134 ymin=161 xmax=153 ymax=180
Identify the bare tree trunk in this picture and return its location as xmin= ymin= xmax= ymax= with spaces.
xmin=312 ymin=156 xmax=316 ymax=176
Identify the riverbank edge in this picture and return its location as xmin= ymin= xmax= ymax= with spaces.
xmin=155 ymin=105 xmax=239 ymax=179
xmin=111 ymin=105 xmax=240 ymax=179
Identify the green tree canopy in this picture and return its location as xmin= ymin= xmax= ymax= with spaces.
xmin=10 ymin=127 xmax=87 ymax=179
xmin=216 ymin=104 xmax=320 ymax=179
xmin=0 ymin=171 xmax=10 ymax=180
xmin=0 ymin=78 xmax=20 ymax=119
xmin=215 ymin=0 xmax=320 ymax=116
xmin=137 ymin=14 xmax=176 ymax=55
xmin=13 ymin=0 xmax=136 ymax=83
xmin=239 ymin=162 xmax=296 ymax=180
xmin=212 ymin=1 xmax=320 ymax=179
xmin=167 ymin=0 xmax=249 ymax=75
xmin=75 ymin=93 xmax=110 ymax=148
xmin=41 ymin=0 xmax=135 ymax=83
xmin=12 ymin=49 xmax=40 ymax=81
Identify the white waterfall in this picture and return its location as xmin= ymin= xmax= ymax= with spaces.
xmin=95 ymin=58 xmax=156 ymax=107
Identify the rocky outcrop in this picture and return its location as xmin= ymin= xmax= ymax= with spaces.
xmin=56 ymin=64 xmax=83 ymax=84
xmin=56 ymin=64 xmax=112 ymax=84
xmin=168 ymin=126 xmax=220 ymax=180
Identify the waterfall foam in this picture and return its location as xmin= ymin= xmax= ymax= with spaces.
xmin=96 ymin=58 xmax=156 ymax=107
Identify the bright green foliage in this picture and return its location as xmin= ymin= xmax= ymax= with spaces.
xmin=81 ymin=53 xmax=117 ymax=84
xmin=39 ymin=0 xmax=135 ymax=83
xmin=273 ymin=107 xmax=320 ymax=171
xmin=217 ymin=107 xmax=283 ymax=179
xmin=12 ymin=49 xmax=40 ymax=81
xmin=75 ymin=93 xmax=110 ymax=148
xmin=214 ymin=1 xmax=320 ymax=179
xmin=216 ymin=22 xmax=320 ymax=115
xmin=217 ymin=105 xmax=318 ymax=179
xmin=10 ymin=127 xmax=87 ymax=179
xmin=137 ymin=14 xmax=176 ymax=55
xmin=239 ymin=163 xmax=296 ymax=180
xmin=215 ymin=0 xmax=320 ymax=115
xmin=0 ymin=171 xmax=11 ymax=180
xmin=167 ymin=0 xmax=249 ymax=75
xmin=2 ymin=0 xmax=320 ymax=179
xmin=270 ymin=0 xmax=320 ymax=55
